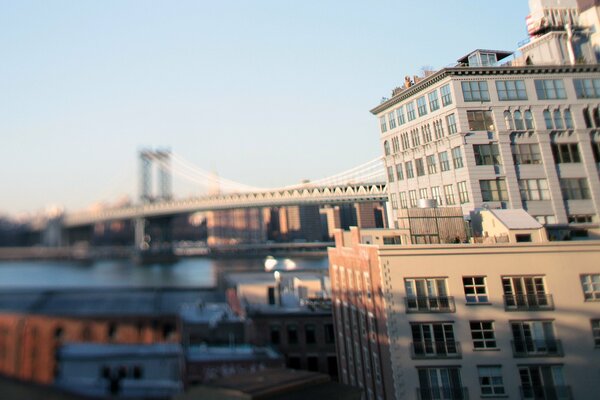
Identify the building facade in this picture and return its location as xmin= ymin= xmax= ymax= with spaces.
xmin=328 ymin=226 xmax=600 ymax=400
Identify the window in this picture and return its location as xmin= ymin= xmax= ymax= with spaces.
xmin=431 ymin=187 xmax=443 ymax=206
xmin=426 ymin=155 xmax=437 ymax=174
xmin=467 ymin=110 xmax=495 ymax=131
xmin=392 ymin=137 xmax=400 ymax=153
xmin=270 ymin=325 xmax=280 ymax=344
xmin=470 ymin=321 xmax=496 ymax=349
xmin=451 ymin=147 xmax=464 ymax=169
xmin=478 ymin=366 xmax=506 ymax=396
xmin=399 ymin=192 xmax=408 ymax=208
xmin=496 ymin=80 xmax=527 ymax=100
xmin=519 ymin=365 xmax=568 ymax=400
xmin=324 ymin=324 xmax=335 ymax=344
xmin=514 ymin=110 xmax=525 ymax=130
xmin=411 ymin=129 xmax=421 ymax=147
xmin=417 ymin=367 xmax=464 ymax=400
xmin=519 ymin=179 xmax=550 ymax=201
xmin=552 ymin=143 xmax=580 ymax=163
xmin=444 ymin=184 xmax=456 ymax=205
xmin=396 ymin=163 xmax=404 ymax=180
xmin=440 ymin=84 xmax=453 ymax=106
xmin=480 ymin=179 xmax=507 ymax=202
xmin=524 ymin=110 xmax=535 ymax=129
xmin=416 ymin=158 xmax=426 ymax=176
xmin=410 ymin=323 xmax=458 ymax=357
xmin=512 ymin=143 xmax=542 ymax=165
xmin=422 ymin=124 xmax=433 ymax=143
xmin=560 ymin=178 xmax=590 ymax=200
xmin=446 ymin=113 xmax=457 ymax=134
xmin=405 ymin=161 xmax=414 ymax=179
xmin=305 ymin=324 xmax=316 ymax=344
xmin=553 ymin=110 xmax=564 ymax=129
xmin=462 ymin=81 xmax=490 ymax=101
xmin=419 ymin=188 xmax=428 ymax=199
xmin=390 ymin=193 xmax=397 ymax=209
xmin=439 ymin=151 xmax=450 ymax=171
xmin=511 ymin=320 xmax=559 ymax=356
xmin=574 ymin=78 xmax=600 ymax=98
xmin=387 ymin=166 xmax=395 ymax=182
xmin=396 ymin=106 xmax=406 ymax=125
xmin=474 ymin=143 xmax=501 ymax=165
xmin=463 ymin=277 xmax=488 ymax=304
xmin=307 ymin=356 xmax=319 ymax=371
xmin=428 ymin=90 xmax=440 ymax=111
xmin=581 ymin=274 xmax=600 ymax=301
xmin=544 ymin=109 xmax=553 ymax=129
xmin=502 ymin=276 xmax=552 ymax=310
xmin=564 ymin=109 xmax=573 ymax=129
xmin=504 ymin=111 xmax=514 ymax=130
xmin=433 ymin=119 xmax=444 ymax=139
xmin=591 ymin=320 xmax=600 ymax=347
xmin=405 ymin=278 xmax=453 ymax=313
xmin=593 ymin=141 xmax=600 ymax=163
xmin=406 ymin=102 xmax=416 ymax=121
xmin=535 ymin=79 xmax=567 ymax=99
xmin=457 ymin=181 xmax=469 ymax=204
xmin=569 ymin=214 xmax=595 ymax=223
xmin=401 ymin=132 xmax=410 ymax=150
xmin=388 ymin=112 xmax=396 ymax=129
xmin=409 ymin=190 xmax=418 ymax=207
xmin=287 ymin=324 xmax=298 ymax=344
xmin=379 ymin=116 xmax=387 ymax=133
xmin=417 ymin=96 xmax=428 ymax=116
xmin=384 ymin=141 xmax=390 ymax=156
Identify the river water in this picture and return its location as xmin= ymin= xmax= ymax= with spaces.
xmin=0 ymin=256 xmax=329 ymax=289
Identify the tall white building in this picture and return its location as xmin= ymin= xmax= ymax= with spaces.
xmin=372 ymin=1 xmax=600 ymax=234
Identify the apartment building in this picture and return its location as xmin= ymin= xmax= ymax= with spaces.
xmin=328 ymin=216 xmax=600 ymax=400
xmin=372 ymin=3 xmax=600 ymax=230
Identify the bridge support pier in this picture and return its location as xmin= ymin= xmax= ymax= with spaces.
xmin=134 ymin=218 xmax=147 ymax=250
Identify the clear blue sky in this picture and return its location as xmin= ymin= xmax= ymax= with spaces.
xmin=0 ymin=0 xmax=530 ymax=215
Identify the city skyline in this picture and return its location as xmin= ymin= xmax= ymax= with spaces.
xmin=1 ymin=1 xmax=529 ymax=215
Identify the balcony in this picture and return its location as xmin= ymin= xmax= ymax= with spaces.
xmin=411 ymin=340 xmax=462 ymax=359
xmin=512 ymin=339 xmax=563 ymax=357
xmin=520 ymin=385 xmax=572 ymax=400
xmin=503 ymin=293 xmax=554 ymax=311
xmin=417 ymin=386 xmax=469 ymax=400
xmin=405 ymin=296 xmax=456 ymax=313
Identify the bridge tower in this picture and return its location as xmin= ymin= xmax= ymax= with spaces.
xmin=138 ymin=149 xmax=172 ymax=203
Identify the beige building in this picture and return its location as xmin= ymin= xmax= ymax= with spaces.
xmin=372 ymin=0 xmax=600 ymax=231
xmin=328 ymin=221 xmax=600 ymax=400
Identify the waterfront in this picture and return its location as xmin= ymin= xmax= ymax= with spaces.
xmin=0 ymin=256 xmax=329 ymax=289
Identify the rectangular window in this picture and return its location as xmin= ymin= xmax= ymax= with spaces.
xmin=388 ymin=112 xmax=396 ymax=129
xmin=422 ymin=124 xmax=432 ymax=143
xmin=462 ymin=81 xmax=490 ymax=102
xmin=419 ymin=188 xmax=428 ymax=199
xmin=399 ymin=192 xmax=408 ymax=208
xmin=560 ymin=178 xmax=590 ymax=200
xmin=467 ymin=110 xmax=495 ymax=131
xmin=502 ymin=276 xmax=551 ymax=310
xmin=592 ymin=319 xmax=600 ymax=347
xmin=401 ymin=132 xmax=410 ymax=150
xmin=406 ymin=102 xmax=416 ymax=121
xmin=417 ymin=368 xmax=463 ymax=400
xmin=496 ymin=79 xmax=527 ymax=100
xmin=387 ymin=166 xmax=395 ymax=182
xmin=440 ymin=84 xmax=453 ymax=106
xmin=404 ymin=278 xmax=451 ymax=312
xmin=426 ymin=155 xmax=437 ymax=174
xmin=270 ymin=325 xmax=280 ymax=344
xmin=463 ymin=277 xmax=488 ymax=304
xmin=411 ymin=129 xmax=421 ymax=147
xmin=480 ymin=179 xmax=507 ymax=202
xmin=519 ymin=365 xmax=567 ymax=400
xmin=415 ymin=158 xmax=426 ymax=176
xmin=574 ymin=78 xmax=600 ymax=99
xmin=446 ymin=113 xmax=457 ymax=134
xmin=451 ymin=147 xmax=464 ymax=169
xmin=428 ymin=90 xmax=440 ymax=111
xmin=431 ymin=186 xmax=443 ymax=206
xmin=470 ymin=321 xmax=496 ymax=349
xmin=409 ymin=190 xmax=418 ymax=207
xmin=433 ymin=119 xmax=444 ymax=139
xmin=511 ymin=320 xmax=559 ymax=356
xmin=552 ymin=143 xmax=581 ymax=163
xmin=512 ymin=143 xmax=542 ymax=165
xmin=478 ymin=366 xmax=505 ymax=396
xmin=535 ymin=79 xmax=567 ymax=100
xmin=519 ymin=179 xmax=550 ymax=201
xmin=390 ymin=193 xmax=398 ymax=209
xmin=305 ymin=324 xmax=316 ymax=344
xmin=439 ymin=151 xmax=450 ymax=171
xmin=417 ymin=96 xmax=428 ymax=116
xmin=379 ymin=116 xmax=387 ymax=133
xmin=444 ymin=184 xmax=456 ymax=205
xmin=396 ymin=106 xmax=406 ymax=125
xmin=473 ymin=143 xmax=501 ymax=165
xmin=581 ymin=274 xmax=600 ymax=301
xmin=396 ymin=163 xmax=404 ymax=180
xmin=287 ymin=324 xmax=298 ymax=344
xmin=457 ymin=181 xmax=469 ymax=204
xmin=405 ymin=161 xmax=414 ymax=179
xmin=410 ymin=322 xmax=458 ymax=357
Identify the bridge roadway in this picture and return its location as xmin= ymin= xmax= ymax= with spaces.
xmin=63 ymin=183 xmax=389 ymax=227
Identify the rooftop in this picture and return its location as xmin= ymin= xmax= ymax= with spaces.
xmin=488 ymin=209 xmax=543 ymax=230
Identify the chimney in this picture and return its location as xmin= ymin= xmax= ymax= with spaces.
xmin=404 ymin=76 xmax=412 ymax=88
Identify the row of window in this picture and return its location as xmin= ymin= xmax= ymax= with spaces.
xmin=390 ymin=182 xmax=470 ymax=209
xmin=269 ymin=323 xmax=335 ymax=345
xmin=380 ymin=78 xmax=600 ymax=133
